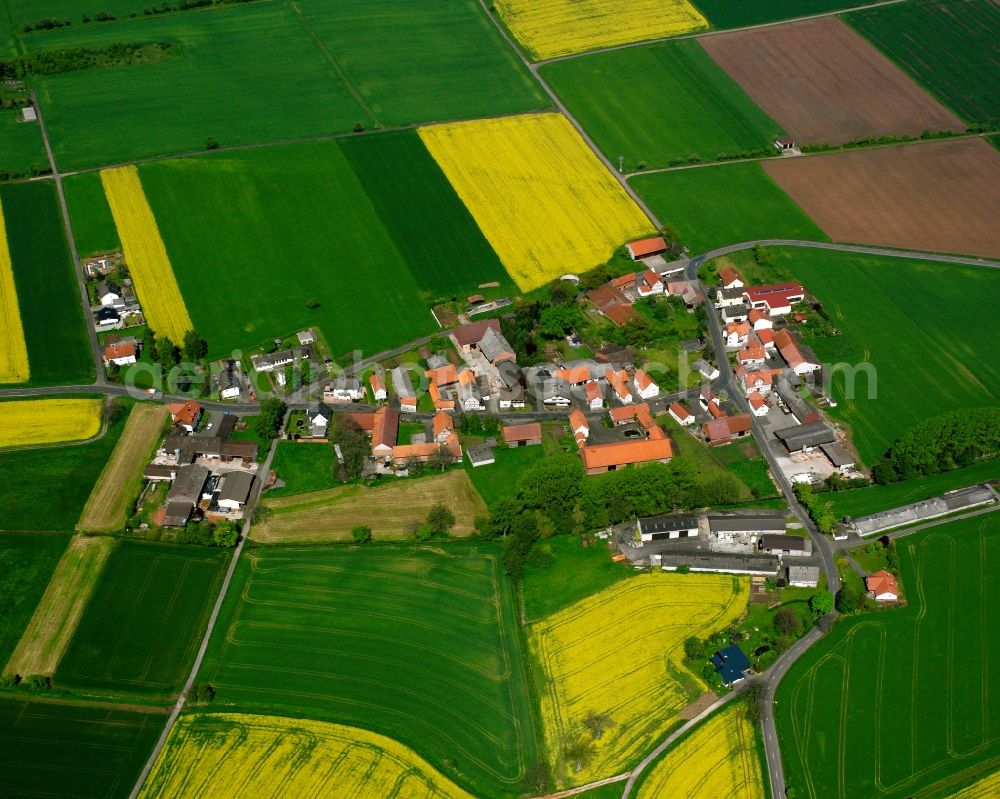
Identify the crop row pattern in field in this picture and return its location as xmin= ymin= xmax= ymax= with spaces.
xmin=495 ymin=0 xmax=707 ymax=60
xmin=0 ymin=398 xmax=102 ymax=449
xmin=0 ymin=194 xmax=29 ymax=383
xmin=529 ymin=572 xmax=748 ymax=785
xmin=420 ymin=113 xmax=655 ymax=292
xmin=638 ymin=702 xmax=765 ymax=799
xmin=101 ymin=165 xmax=193 ymax=344
xmin=139 ymin=713 xmax=476 ymax=799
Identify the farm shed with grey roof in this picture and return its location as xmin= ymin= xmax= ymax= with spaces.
xmin=774 ymin=421 xmax=835 ymax=452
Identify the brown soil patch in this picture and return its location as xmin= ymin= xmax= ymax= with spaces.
xmin=763 ymin=137 xmax=1000 ymax=260
xmin=679 ymin=691 xmax=718 ymax=720
xmin=700 ymin=17 xmax=963 ymax=145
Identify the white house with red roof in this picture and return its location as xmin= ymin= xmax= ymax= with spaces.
xmin=744 ymin=282 xmax=805 ymax=316
xmin=669 ymin=401 xmax=695 ymax=426
xmin=747 ymin=391 xmax=769 ymax=417
xmin=748 ymin=308 xmax=773 ymax=330
xmin=103 ymin=342 xmax=137 ymax=367
xmin=637 ymin=269 xmax=664 ymax=297
xmin=725 ymin=321 xmax=751 ymax=348
xmin=607 ymin=369 xmax=633 ymax=404
xmin=739 ymin=368 xmax=779 ymax=396
xmin=737 ymin=346 xmax=767 ymax=367
xmin=633 ymin=369 xmax=658 ymax=400
xmin=568 ymin=408 xmax=590 ymax=444
xmin=866 ymin=570 xmax=899 ymax=602
xmin=774 ymin=330 xmax=821 ymax=375
xmin=719 ymin=266 xmax=744 ymax=290
xmin=699 ymin=386 xmax=719 ymax=410
xmin=369 ymin=372 xmax=387 ymax=402
xmin=584 ymin=380 xmax=604 ymax=410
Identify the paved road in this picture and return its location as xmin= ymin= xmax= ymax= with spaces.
xmin=126 ymin=426 xmax=283 ymax=799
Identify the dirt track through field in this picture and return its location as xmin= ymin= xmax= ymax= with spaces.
xmin=251 ymin=469 xmax=488 ymax=543
xmin=763 ymin=137 xmax=1000 ymax=260
xmin=700 ymin=17 xmax=964 ymax=145
xmin=77 ymin=404 xmax=168 ymax=533
xmin=5 ymin=535 xmax=114 ymax=677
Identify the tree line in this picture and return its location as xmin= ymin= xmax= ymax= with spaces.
xmin=0 ymin=42 xmax=173 ymax=79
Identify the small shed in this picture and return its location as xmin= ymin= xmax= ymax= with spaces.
xmin=466 ymin=444 xmax=495 ymax=468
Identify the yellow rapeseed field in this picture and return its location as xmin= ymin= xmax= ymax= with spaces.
xmin=0 ymin=398 xmax=103 ymax=448
xmin=0 ymin=196 xmax=30 ymax=384
xmin=101 ymin=165 xmax=193 ymax=343
xmin=529 ymin=572 xmax=748 ymax=785
xmin=638 ymin=703 xmax=765 ymax=799
xmin=139 ymin=713 xmax=477 ymax=799
xmin=947 ymin=770 xmax=1000 ymax=798
xmin=419 ymin=113 xmax=655 ymax=291
xmin=495 ymin=0 xmax=708 ymax=61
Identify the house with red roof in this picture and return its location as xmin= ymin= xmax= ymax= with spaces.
xmin=866 ymin=570 xmax=900 ymax=602
xmin=587 ymin=284 xmax=636 ymax=327
xmin=627 ymin=236 xmax=667 ymax=261
xmin=103 ymin=341 xmax=137 ymax=367
xmin=502 ymin=422 xmax=542 ymax=448
xmin=725 ymin=321 xmax=751 ymax=348
xmin=584 ymin=380 xmax=604 ymax=410
xmin=607 ymin=369 xmax=633 ymax=404
xmin=755 ymin=329 xmax=776 ymax=349
xmin=748 ymin=391 xmax=769 ymax=417
xmin=168 ymin=400 xmax=202 ymax=433
xmin=748 ymin=308 xmax=773 ymax=330
xmin=555 ymin=364 xmax=591 ymax=386
xmin=369 ymin=372 xmax=387 ymax=402
xmin=745 ymin=282 xmax=805 ymax=316
xmin=774 ymin=330 xmax=821 ymax=376
xmin=719 ymin=266 xmax=744 ymax=290
xmin=669 ymin=402 xmax=695 ymax=426
xmin=740 ymin=369 xmax=779 ymax=396
xmin=569 ymin=408 xmax=589 ymax=444
xmin=637 ymin=268 xmax=664 ymax=297
xmin=633 ymin=369 xmax=658 ymax=400
xmin=737 ymin=346 xmax=767 ymax=367
xmin=702 ymin=414 xmax=753 ymax=446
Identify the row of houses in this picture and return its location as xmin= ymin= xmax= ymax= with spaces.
xmin=568 ymin=402 xmax=674 ymax=475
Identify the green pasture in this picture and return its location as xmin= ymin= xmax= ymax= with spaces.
xmin=0 ymin=533 xmax=70 ymax=664
xmin=826 ymin=459 xmax=1000 ymax=520
xmin=56 ymin=541 xmax=227 ymax=700
xmin=463 ymin=443 xmax=547 ymax=508
xmin=541 ymin=39 xmax=781 ymax=171
xmin=847 ymin=0 xmax=1000 ymax=125
xmin=694 ymin=0 xmax=877 ymax=28
xmin=339 ymin=130 xmax=514 ymax=298
xmin=0 ymin=401 xmax=127 ymax=532
xmin=197 ymin=545 xmax=540 ymax=799
xmin=770 ymin=248 xmax=1000 ymax=465
xmin=294 ymin=0 xmax=548 ymax=125
xmin=266 ymin=440 xmax=336 ymax=498
xmin=631 ymin=162 xmax=826 ymax=253
xmin=777 ymin=514 xmax=1000 ymax=798
xmin=139 ymin=142 xmax=435 ymax=359
xmin=0 ymin=181 xmax=93 ymax=386
xmin=0 ymin=697 xmax=163 ymax=799
xmin=65 ymin=171 xmax=120 ymax=256
xmin=0 ymin=109 xmax=47 ymax=177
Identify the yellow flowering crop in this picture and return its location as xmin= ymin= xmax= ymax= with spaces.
xmin=495 ymin=0 xmax=708 ymax=61
xmin=0 ymin=398 xmax=103 ymax=448
xmin=638 ymin=703 xmax=765 ymax=799
xmin=947 ymin=770 xmax=1000 ymax=798
xmin=420 ymin=113 xmax=655 ymax=291
xmin=139 ymin=713 xmax=477 ymax=799
xmin=529 ymin=572 xmax=748 ymax=785
xmin=0 ymin=196 xmax=30 ymax=384
xmin=101 ymin=165 xmax=193 ymax=343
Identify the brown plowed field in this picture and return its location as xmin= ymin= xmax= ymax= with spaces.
xmin=700 ymin=17 xmax=964 ymax=145
xmin=763 ymin=138 xmax=1000 ymax=259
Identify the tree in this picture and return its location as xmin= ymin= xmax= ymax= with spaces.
xmin=428 ymin=445 xmax=454 ymax=472
xmin=563 ymin=735 xmax=595 ymax=773
xmin=182 ymin=330 xmax=208 ymax=361
xmin=426 ymin=502 xmax=455 ymax=535
xmin=212 ymin=523 xmax=239 ymax=547
xmin=329 ymin=415 xmax=368 ymax=481
xmin=517 ymin=455 xmax=583 ymax=532
xmin=835 ymin=585 xmax=861 ymax=614
xmin=683 ymin=636 xmax=705 ymax=661
xmin=106 ymin=397 xmax=128 ymax=425
xmin=522 ymin=761 xmax=550 ymax=795
xmin=538 ymin=303 xmax=580 ymax=338
xmin=257 ymin=398 xmax=286 ymax=440
xmin=809 ymin=590 xmax=834 ymax=615
xmin=744 ymin=680 xmax=766 ymax=724
xmin=205 ymin=136 xmax=218 ymax=150
xmin=155 ymin=336 xmax=179 ymax=372
xmin=582 ymin=710 xmax=616 ymax=740
xmin=773 ymin=608 xmax=801 ymax=636
xmin=351 ymin=525 xmax=372 ymax=544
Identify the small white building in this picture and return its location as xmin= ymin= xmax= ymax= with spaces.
xmin=369 ymin=373 xmax=387 ymax=402
xmin=633 ymin=369 xmax=658 ymax=400
xmin=788 ymin=565 xmax=820 ymax=588
xmin=323 ymin=378 xmax=364 ymax=403
xmin=747 ymin=391 xmax=769 ymax=417
xmin=668 ymin=402 xmax=695 ymax=426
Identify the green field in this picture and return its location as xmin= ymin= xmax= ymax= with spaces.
xmin=266 ymin=440 xmax=337 ymax=498
xmin=767 ymin=248 xmax=1000 ymax=465
xmin=777 ymin=514 xmax=1000 ymax=798
xmin=693 ymin=0 xmax=878 ymax=28
xmin=631 ymin=162 xmax=827 ymax=253
xmin=0 ymin=533 xmax=69 ymax=663
xmin=25 ymin=0 xmax=545 ymax=169
xmin=139 ymin=142 xmax=436 ymax=359
xmin=0 ymin=402 xmax=127 ymax=531
xmin=463 ymin=443 xmax=547 ymax=507
xmin=826 ymin=459 xmax=1000 ymax=520
xmin=65 ymin=171 xmax=121 ymax=257
xmin=848 ymin=0 xmax=1000 ymax=125
xmin=0 ymin=697 xmax=164 ymax=799
xmin=340 ymin=130 xmax=514 ymax=298
xmin=56 ymin=541 xmax=227 ymax=699
xmin=0 ymin=109 xmax=46 ymax=177
xmin=0 ymin=181 xmax=93 ymax=386
xmin=197 ymin=545 xmax=539 ymax=798
xmin=542 ymin=40 xmax=782 ymax=171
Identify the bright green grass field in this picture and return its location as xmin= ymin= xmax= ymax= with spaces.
xmin=197 ymin=545 xmax=540 ymax=799
xmin=463 ymin=443 xmax=547 ymax=508
xmin=139 ymin=142 xmax=436 ymax=359
xmin=777 ymin=514 xmax=1000 ymax=798
xmin=0 ymin=533 xmax=70 ymax=663
xmin=266 ymin=440 xmax=337 ymax=498
xmin=339 ymin=130 xmax=514 ymax=299
xmin=847 ymin=0 xmax=1000 ymax=125
xmin=0 ymin=401 xmax=127 ymax=532
xmin=631 ymin=163 xmax=827 ymax=253
xmin=65 ymin=171 xmax=120 ymax=257
xmin=294 ymin=0 xmax=548 ymax=125
xmin=56 ymin=540 xmax=227 ymax=700
xmin=0 ymin=697 xmax=164 ymax=799
xmin=772 ymin=247 xmax=1000 ymax=465
xmin=826 ymin=459 xmax=1000 ymax=520
xmin=0 ymin=181 xmax=94 ymax=386
xmin=541 ymin=40 xmax=782 ymax=171
xmin=693 ymin=0 xmax=877 ymax=28
xmin=0 ymin=109 xmax=46 ymax=177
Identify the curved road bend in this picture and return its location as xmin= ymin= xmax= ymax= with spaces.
xmin=126 ymin=425 xmax=284 ymax=799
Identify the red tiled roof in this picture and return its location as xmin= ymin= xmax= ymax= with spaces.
xmin=748 ymin=391 xmax=768 ymax=411
xmin=719 ymin=266 xmax=743 ymax=287
xmin=369 ymin=373 xmax=385 ymax=392
xmin=607 ymin=369 xmax=631 ymax=400
xmin=708 ymin=402 xmax=727 ymax=419
xmin=581 ymin=437 xmax=672 ymax=470
xmin=703 ymin=418 xmax=731 ymax=444
xmin=634 ymin=369 xmax=655 ymax=391
xmin=866 ymin=570 xmax=899 ymax=597
xmin=345 ymin=412 xmax=375 ymax=433
xmin=610 ymin=405 xmax=637 ymax=423
xmin=425 ymin=363 xmax=458 ymax=386
xmin=168 ymin=400 xmax=201 ymax=426
xmin=640 ymin=269 xmax=661 ymax=289
xmin=372 ymin=406 xmax=399 ymax=451
xmin=569 ymin=408 xmax=589 ymax=432
xmin=103 ymin=342 xmax=136 ymax=361
xmin=611 ymin=273 xmax=637 ymax=289
xmin=738 ymin=346 xmax=766 ymax=363
xmin=669 ymin=401 xmax=693 ymax=421
xmin=432 ymin=411 xmax=452 ymax=438
xmin=585 ymin=381 xmax=602 ymax=402
xmin=727 ymin=414 xmax=752 ymax=434
xmin=745 ymin=282 xmax=804 ymax=299
xmin=627 ymin=236 xmax=667 ymax=258
xmin=726 ymin=321 xmax=751 ymax=337
xmin=756 ymin=329 xmax=776 ymax=346
xmin=451 ymin=319 xmax=501 ymax=347
xmin=556 ymin=365 xmax=590 ymax=384
xmin=604 ymin=303 xmax=637 ymax=326
xmin=502 ymin=422 xmax=542 ymax=443
xmin=748 ymin=308 xmax=770 ymax=324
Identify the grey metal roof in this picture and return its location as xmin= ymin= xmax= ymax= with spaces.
xmin=788 ymin=565 xmax=820 ymax=583
xmin=217 ymin=471 xmax=255 ymax=504
xmin=466 ymin=445 xmax=495 ymax=466
xmin=820 ymin=442 xmax=855 ymax=467
xmin=638 ymin=515 xmax=700 ymax=534
xmin=708 ymin=513 xmax=786 ymax=533
xmin=761 ymin=534 xmax=811 ymax=552
xmin=479 ymin=326 xmax=515 ymax=363
xmin=390 ymin=367 xmax=415 ymax=396
xmin=774 ymin=420 xmax=835 ymax=451
xmin=167 ymin=464 xmax=209 ymax=503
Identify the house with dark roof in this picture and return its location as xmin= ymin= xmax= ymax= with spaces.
xmin=216 ymin=471 xmax=256 ymax=512
xmin=711 ymin=644 xmax=751 ymax=686
xmin=636 ymin=515 xmax=699 ymax=542
xmin=774 ymin=421 xmax=835 ymax=452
